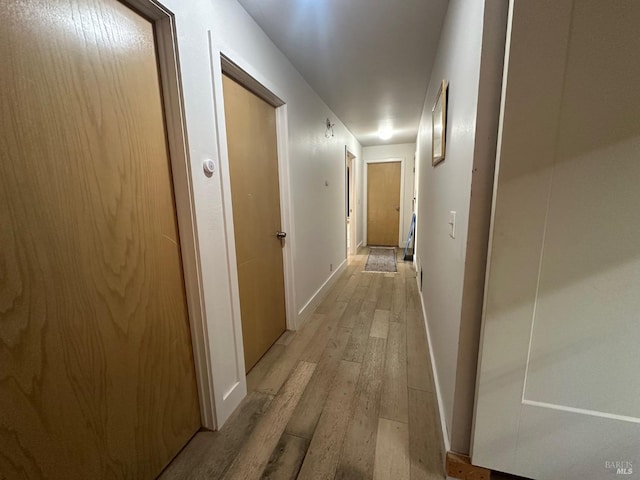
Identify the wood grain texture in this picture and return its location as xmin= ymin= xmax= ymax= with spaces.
xmin=380 ymin=322 xmax=408 ymax=423
xmin=256 ymin=313 xmax=326 ymax=395
xmin=300 ymin=304 xmax=348 ymax=364
xmin=338 ymin=289 xmax=366 ymax=330
xmin=247 ymin=344 xmax=286 ymax=392
xmin=157 ymin=431 xmax=214 ymax=480
xmin=262 ymin=433 xmax=310 ymax=480
xmin=365 ymin=273 xmax=384 ymax=303
xmin=0 ymin=1 xmax=200 ymax=478
xmin=314 ymin=281 xmax=347 ymax=316
xmin=376 ymin=275 xmax=394 ymax=311
xmin=406 ymin=276 xmax=421 ymax=312
xmin=409 ymin=388 xmax=444 ymax=480
xmin=225 ymin=362 xmax=316 ymax=480
xmin=407 ymin=309 xmax=434 ymax=393
xmin=286 ymin=328 xmax=352 ymax=439
xmin=373 ymin=419 xmax=411 ymax=480
xmin=335 ymin=337 xmax=387 ymax=480
xmin=337 ymin=274 xmax=362 ymax=303
xmin=276 ymin=331 xmax=296 ymax=346
xmin=391 ymin=275 xmax=407 ymax=323
xmin=162 ymin=255 xmax=446 ymax=480
xmin=343 ymin=299 xmax=376 ymax=363
xmin=315 ymin=255 xmax=364 ymax=313
xmin=223 ymin=74 xmax=286 ymax=372
xmin=160 ymin=391 xmax=274 ymax=480
xmin=297 ymin=360 xmax=361 ymax=480
xmin=316 ymin=261 xmax=362 ymax=314
xmin=358 ymin=270 xmax=373 ymax=288
xmin=370 ymin=309 xmax=391 ymax=339
xmin=367 ymin=162 xmax=401 ymax=247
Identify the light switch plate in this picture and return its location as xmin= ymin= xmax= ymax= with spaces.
xmin=449 ymin=211 xmax=456 ymax=239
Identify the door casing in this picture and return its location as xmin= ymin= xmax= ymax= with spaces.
xmin=221 ymin=73 xmax=287 ymax=373
xmin=211 ymin=52 xmax=297 ymax=387
xmin=57 ymin=0 xmax=298 ymax=431
xmin=106 ymin=0 xmax=217 ymax=430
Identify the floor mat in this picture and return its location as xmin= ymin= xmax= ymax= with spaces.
xmin=364 ymin=247 xmax=397 ymax=273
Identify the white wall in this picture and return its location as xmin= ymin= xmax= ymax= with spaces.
xmin=158 ymin=0 xmax=361 ymax=426
xmin=414 ymin=0 xmax=507 ymax=454
xmin=363 ymin=143 xmax=416 ymax=247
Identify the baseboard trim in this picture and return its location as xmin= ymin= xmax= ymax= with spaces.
xmin=356 ymin=240 xmax=363 ymax=250
xmin=417 ymin=277 xmax=451 ymax=456
xmin=446 ymin=451 xmax=492 ymax=480
xmin=296 ymin=259 xmax=347 ymax=328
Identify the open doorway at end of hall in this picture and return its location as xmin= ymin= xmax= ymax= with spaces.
xmin=346 ymin=148 xmax=357 ymax=256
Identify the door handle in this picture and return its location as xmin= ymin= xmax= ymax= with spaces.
xmin=276 ymin=231 xmax=287 ymax=239
xmin=395 ymin=206 xmax=400 ymax=212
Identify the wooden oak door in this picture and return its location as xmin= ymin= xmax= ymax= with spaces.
xmin=222 ymin=74 xmax=287 ymax=373
xmin=367 ymin=162 xmax=401 ymax=246
xmin=0 ymin=1 xmax=201 ymax=478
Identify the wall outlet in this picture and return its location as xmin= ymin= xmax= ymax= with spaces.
xmin=448 ymin=211 xmax=456 ymax=239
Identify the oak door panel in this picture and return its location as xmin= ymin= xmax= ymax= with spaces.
xmin=222 ymin=74 xmax=287 ymax=372
xmin=367 ymin=162 xmax=401 ymax=246
xmin=0 ymin=1 xmax=201 ymax=478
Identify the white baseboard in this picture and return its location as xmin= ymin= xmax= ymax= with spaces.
xmin=296 ymin=259 xmax=347 ymax=329
xmin=416 ymin=276 xmax=452 ymax=454
xmin=356 ymin=240 xmax=363 ymax=249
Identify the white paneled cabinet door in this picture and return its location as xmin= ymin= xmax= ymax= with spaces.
xmin=472 ymin=1 xmax=640 ymax=479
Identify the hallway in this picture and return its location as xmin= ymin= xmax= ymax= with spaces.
xmin=161 ymin=250 xmax=444 ymax=479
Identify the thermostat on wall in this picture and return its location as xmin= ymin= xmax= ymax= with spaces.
xmin=203 ymin=159 xmax=216 ymax=175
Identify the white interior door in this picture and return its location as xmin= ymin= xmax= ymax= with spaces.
xmin=472 ymin=1 xmax=640 ymax=479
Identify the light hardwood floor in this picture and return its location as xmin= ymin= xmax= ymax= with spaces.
xmin=160 ymin=249 xmax=445 ymax=480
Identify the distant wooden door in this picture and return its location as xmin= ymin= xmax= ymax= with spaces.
xmin=222 ymin=74 xmax=287 ymax=373
xmin=0 ymin=1 xmax=201 ymax=478
xmin=367 ymin=162 xmax=401 ymax=246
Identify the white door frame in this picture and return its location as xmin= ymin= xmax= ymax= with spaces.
xmin=211 ymin=49 xmax=298 ymax=359
xmin=214 ymin=52 xmax=297 ymax=331
xmin=122 ymin=0 xmax=218 ymax=429
xmin=345 ymin=148 xmax=357 ymax=256
xmin=121 ymin=0 xmax=297 ymax=431
xmin=363 ymin=158 xmax=405 ymax=247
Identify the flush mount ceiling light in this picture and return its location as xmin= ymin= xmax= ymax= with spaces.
xmin=377 ymin=126 xmax=393 ymax=140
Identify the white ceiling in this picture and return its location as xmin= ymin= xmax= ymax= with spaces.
xmin=237 ymin=0 xmax=449 ymax=146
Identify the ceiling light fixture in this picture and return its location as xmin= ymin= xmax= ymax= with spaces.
xmin=378 ymin=126 xmax=393 ymax=141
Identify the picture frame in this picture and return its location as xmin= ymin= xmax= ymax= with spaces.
xmin=432 ymin=80 xmax=448 ymax=166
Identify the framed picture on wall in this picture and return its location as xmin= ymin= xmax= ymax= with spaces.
xmin=432 ymin=80 xmax=448 ymax=166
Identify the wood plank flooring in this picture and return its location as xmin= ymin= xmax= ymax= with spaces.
xmin=160 ymin=249 xmax=444 ymax=480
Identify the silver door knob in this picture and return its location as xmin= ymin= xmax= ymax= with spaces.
xmin=276 ymin=231 xmax=287 ymax=239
